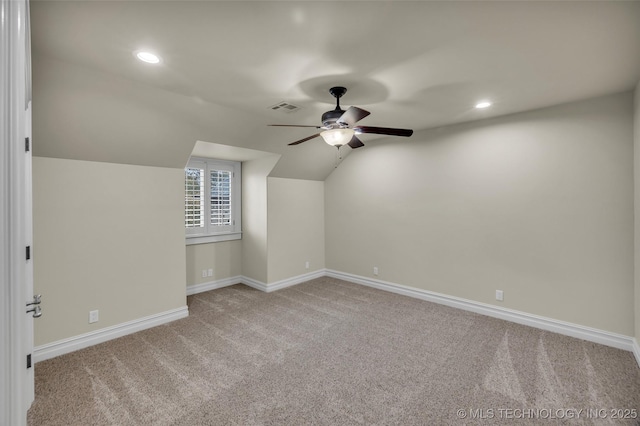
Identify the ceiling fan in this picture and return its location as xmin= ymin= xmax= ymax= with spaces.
xmin=269 ymin=86 xmax=413 ymax=149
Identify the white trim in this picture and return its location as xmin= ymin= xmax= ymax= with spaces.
xmin=186 ymin=276 xmax=242 ymax=296
xmin=33 ymin=306 xmax=189 ymax=363
xmin=32 ymin=270 xmax=640 ymax=370
xmin=1 ymin=0 xmax=31 ymax=423
xmin=185 ymin=272 xmax=320 ymax=295
xmin=186 ymin=232 xmax=242 ymax=245
xmin=238 ymin=270 xmax=326 ymax=294
xmin=632 ymin=338 xmax=640 ymax=369
xmin=240 ymin=276 xmax=268 ymax=292
xmin=325 ymin=269 xmax=637 ymax=354
xmin=191 ymin=268 xmax=638 ymax=363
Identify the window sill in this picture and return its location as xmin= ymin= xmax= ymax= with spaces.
xmin=186 ymin=232 xmax=242 ymax=245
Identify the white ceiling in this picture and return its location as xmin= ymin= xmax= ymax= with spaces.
xmin=30 ymin=1 xmax=640 ymax=179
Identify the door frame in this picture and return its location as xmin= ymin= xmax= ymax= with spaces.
xmin=1 ymin=0 xmax=33 ymax=424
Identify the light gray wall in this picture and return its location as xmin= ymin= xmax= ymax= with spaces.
xmin=326 ymin=92 xmax=634 ymax=336
xmin=186 ymin=241 xmax=242 ymax=286
xmin=241 ymin=156 xmax=279 ymax=283
xmin=187 ymin=175 xmax=325 ymax=286
xmin=267 ymin=177 xmax=325 ymax=283
xmin=33 ymin=157 xmax=186 ymax=346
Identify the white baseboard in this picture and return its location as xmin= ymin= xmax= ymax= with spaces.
xmin=240 ymin=276 xmax=268 ymax=292
xmin=241 ymin=269 xmax=325 ymax=293
xmin=632 ymin=338 xmax=640 ymax=369
xmin=195 ymin=268 xmax=638 ymax=366
xmin=35 ymin=270 xmax=640 ymax=369
xmin=326 ymin=269 xmax=637 ymax=357
xmin=33 ymin=270 xmax=323 ymax=363
xmin=186 ymin=275 xmax=243 ymax=296
xmin=34 ymin=306 xmax=189 ymax=363
xmin=187 ymin=270 xmax=325 ymax=295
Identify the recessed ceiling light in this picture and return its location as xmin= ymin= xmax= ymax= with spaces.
xmin=475 ymin=101 xmax=492 ymax=109
xmin=135 ymin=51 xmax=161 ymax=64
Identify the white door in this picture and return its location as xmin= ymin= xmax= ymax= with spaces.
xmin=1 ymin=0 xmax=36 ymax=424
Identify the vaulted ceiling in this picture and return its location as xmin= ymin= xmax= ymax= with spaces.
xmin=30 ymin=1 xmax=640 ymax=180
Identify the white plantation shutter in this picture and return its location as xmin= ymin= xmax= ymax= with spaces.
xmin=210 ymin=170 xmax=232 ymax=226
xmin=185 ymin=158 xmax=241 ymax=242
xmin=185 ymin=167 xmax=205 ymax=232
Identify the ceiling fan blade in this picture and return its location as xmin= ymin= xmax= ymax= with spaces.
xmin=347 ymin=135 xmax=365 ymax=149
xmin=288 ymin=133 xmax=321 ymax=146
xmin=353 ymin=126 xmax=413 ymax=137
xmin=337 ymin=106 xmax=371 ymax=126
xmin=269 ymin=124 xmax=321 ymax=128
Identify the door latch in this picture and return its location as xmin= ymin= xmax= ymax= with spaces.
xmin=26 ymin=294 xmax=42 ymax=318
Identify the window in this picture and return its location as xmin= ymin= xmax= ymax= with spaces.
xmin=185 ymin=158 xmax=241 ymax=244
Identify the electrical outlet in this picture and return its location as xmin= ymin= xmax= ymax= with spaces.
xmin=89 ymin=310 xmax=99 ymax=324
xmin=305 ymin=261 xmax=310 ymax=269
xmin=373 ymin=266 xmax=379 ymax=276
xmin=201 ymin=269 xmax=207 ymax=278
xmin=207 ymin=268 xmax=213 ymax=277
xmin=496 ymin=290 xmax=504 ymax=301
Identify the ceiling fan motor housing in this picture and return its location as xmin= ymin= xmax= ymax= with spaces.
xmin=322 ymin=109 xmax=346 ymax=128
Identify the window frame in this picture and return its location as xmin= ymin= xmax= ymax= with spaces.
xmin=185 ymin=157 xmax=242 ymax=245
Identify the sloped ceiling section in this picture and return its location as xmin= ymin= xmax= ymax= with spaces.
xmin=30 ymin=1 xmax=640 ymax=180
xmin=33 ymin=54 xmax=243 ymax=169
xmin=33 ymin=54 xmax=342 ymax=179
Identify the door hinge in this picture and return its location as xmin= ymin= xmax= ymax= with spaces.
xmin=26 ymin=246 xmax=31 ymax=261
xmin=25 ymin=137 xmax=30 ymax=152
xmin=26 ymin=354 xmax=32 ymax=369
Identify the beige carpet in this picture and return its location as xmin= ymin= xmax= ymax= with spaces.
xmin=28 ymin=277 xmax=640 ymax=425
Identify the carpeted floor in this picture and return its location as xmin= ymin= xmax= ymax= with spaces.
xmin=28 ymin=277 xmax=640 ymax=425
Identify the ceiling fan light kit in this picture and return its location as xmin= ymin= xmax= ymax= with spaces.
xmin=321 ymin=128 xmax=355 ymax=147
xmin=270 ymin=86 xmax=413 ymax=149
